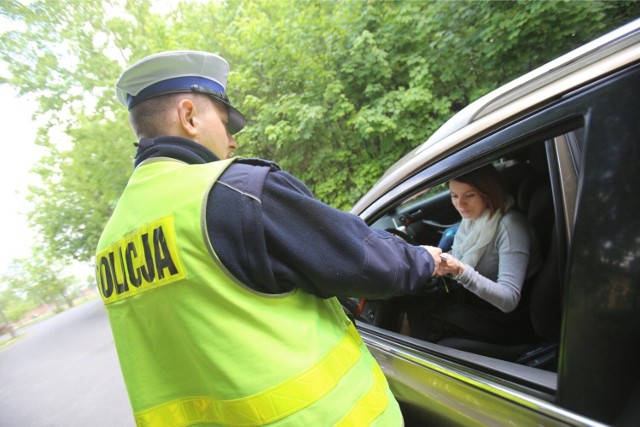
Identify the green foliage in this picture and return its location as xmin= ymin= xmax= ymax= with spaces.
xmin=1 ymin=298 xmax=38 ymax=324
xmin=27 ymin=111 xmax=134 ymax=260
xmin=0 ymin=268 xmax=39 ymax=323
xmin=0 ymin=0 xmax=638 ymax=272
xmin=0 ymin=251 xmax=79 ymax=321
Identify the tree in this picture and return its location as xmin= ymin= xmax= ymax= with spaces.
xmin=26 ymin=112 xmax=134 ymax=260
xmin=0 ymin=268 xmax=38 ymax=325
xmin=0 ymin=246 xmax=81 ymax=324
xmin=1 ymin=0 xmax=136 ymax=264
xmin=5 ymin=249 xmax=79 ymax=310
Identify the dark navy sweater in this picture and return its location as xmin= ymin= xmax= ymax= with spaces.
xmin=134 ymin=136 xmax=436 ymax=299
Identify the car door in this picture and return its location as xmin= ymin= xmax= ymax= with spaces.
xmin=351 ymin=62 xmax=640 ymax=426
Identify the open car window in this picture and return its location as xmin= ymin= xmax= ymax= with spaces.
xmin=355 ymin=125 xmax=586 ymax=382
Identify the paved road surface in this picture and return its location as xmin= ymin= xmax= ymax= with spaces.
xmin=0 ymin=299 xmax=134 ymax=426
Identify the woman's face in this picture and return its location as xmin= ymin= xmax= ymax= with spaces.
xmin=449 ymin=180 xmax=488 ymax=220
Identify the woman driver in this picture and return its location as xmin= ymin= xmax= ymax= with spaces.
xmin=408 ymin=164 xmax=542 ymax=344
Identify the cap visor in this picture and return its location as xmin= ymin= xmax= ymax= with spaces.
xmin=227 ymin=106 xmax=246 ymax=135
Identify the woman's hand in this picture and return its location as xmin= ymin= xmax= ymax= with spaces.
xmin=439 ymin=253 xmax=465 ymax=278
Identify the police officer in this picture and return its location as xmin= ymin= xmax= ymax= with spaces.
xmin=96 ymin=50 xmax=442 ymax=426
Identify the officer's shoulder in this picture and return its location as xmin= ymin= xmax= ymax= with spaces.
xmin=222 ymin=157 xmax=312 ymax=198
xmin=233 ymin=157 xmax=281 ymax=171
xmin=220 ymin=157 xmax=283 ymax=191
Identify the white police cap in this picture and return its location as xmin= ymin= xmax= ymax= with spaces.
xmin=115 ymin=50 xmax=246 ymax=134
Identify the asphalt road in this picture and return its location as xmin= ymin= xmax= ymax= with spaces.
xmin=0 ymin=299 xmax=135 ymax=427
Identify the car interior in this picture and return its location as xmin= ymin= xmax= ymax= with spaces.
xmin=353 ymin=134 xmax=581 ymax=373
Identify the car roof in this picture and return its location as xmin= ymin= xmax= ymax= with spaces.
xmin=352 ymin=18 xmax=640 ymax=216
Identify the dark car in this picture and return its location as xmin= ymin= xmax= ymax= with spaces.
xmin=347 ymin=19 xmax=640 ymax=426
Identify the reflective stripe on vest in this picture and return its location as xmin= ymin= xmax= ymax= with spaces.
xmin=335 ymin=364 xmax=389 ymax=426
xmin=134 ymin=323 xmax=379 ymax=427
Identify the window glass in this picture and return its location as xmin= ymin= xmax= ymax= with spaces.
xmin=554 ymin=128 xmax=584 ymax=237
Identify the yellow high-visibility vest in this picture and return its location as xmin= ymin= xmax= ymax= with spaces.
xmin=95 ymin=157 xmax=402 ymax=426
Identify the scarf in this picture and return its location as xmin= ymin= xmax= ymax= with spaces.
xmin=451 ymin=195 xmax=514 ymax=268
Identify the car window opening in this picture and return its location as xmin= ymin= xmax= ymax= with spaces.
xmin=363 ymin=131 xmax=584 ymax=373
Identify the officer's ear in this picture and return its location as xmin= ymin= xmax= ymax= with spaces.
xmin=177 ymin=98 xmax=198 ymax=138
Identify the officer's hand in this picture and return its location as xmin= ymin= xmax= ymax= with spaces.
xmin=422 ymin=245 xmax=442 ymax=276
